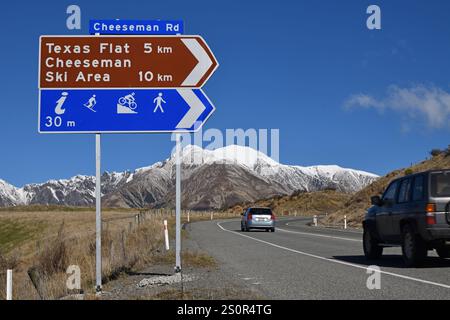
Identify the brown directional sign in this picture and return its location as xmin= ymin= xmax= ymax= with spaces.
xmin=39 ymin=35 xmax=218 ymax=88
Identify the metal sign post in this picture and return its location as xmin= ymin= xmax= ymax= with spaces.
xmin=175 ymin=133 xmax=182 ymax=272
xmin=95 ymin=133 xmax=102 ymax=293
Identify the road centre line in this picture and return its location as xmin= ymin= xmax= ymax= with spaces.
xmin=284 ymin=220 xmax=363 ymax=234
xmin=277 ymin=227 xmax=362 ymax=242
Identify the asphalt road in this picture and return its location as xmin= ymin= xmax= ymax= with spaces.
xmin=186 ymin=217 xmax=450 ymax=299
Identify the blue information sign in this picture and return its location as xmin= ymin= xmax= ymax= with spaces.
xmin=39 ymin=89 xmax=214 ymax=133
xmin=89 ymin=20 xmax=184 ymax=35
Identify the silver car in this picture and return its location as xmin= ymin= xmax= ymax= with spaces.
xmin=241 ymin=207 xmax=276 ymax=232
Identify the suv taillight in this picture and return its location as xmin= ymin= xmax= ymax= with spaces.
xmin=426 ymin=203 xmax=436 ymax=225
xmin=271 ymin=214 xmax=276 ymax=221
xmin=247 ymin=214 xmax=252 ymax=221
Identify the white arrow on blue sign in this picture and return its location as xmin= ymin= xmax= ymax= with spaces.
xmin=38 ymin=89 xmax=215 ymax=133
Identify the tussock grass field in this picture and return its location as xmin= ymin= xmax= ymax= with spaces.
xmin=0 ymin=207 xmax=237 ymax=300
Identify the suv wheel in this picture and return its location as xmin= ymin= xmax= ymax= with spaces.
xmin=401 ymin=224 xmax=427 ymax=267
xmin=436 ymin=245 xmax=450 ymax=259
xmin=363 ymin=227 xmax=383 ymax=260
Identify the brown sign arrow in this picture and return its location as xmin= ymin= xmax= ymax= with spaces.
xmin=39 ymin=35 xmax=218 ymax=88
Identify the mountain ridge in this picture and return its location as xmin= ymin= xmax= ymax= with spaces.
xmin=0 ymin=145 xmax=379 ymax=209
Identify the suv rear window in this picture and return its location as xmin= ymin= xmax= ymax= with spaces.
xmin=412 ymin=175 xmax=425 ymax=201
xmin=249 ymin=208 xmax=272 ymax=215
xmin=430 ymin=172 xmax=450 ymax=197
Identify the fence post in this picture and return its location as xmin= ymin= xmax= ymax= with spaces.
xmin=211 ymin=212 xmax=213 ymax=220
xmin=110 ymin=242 xmax=115 ymax=267
xmin=344 ymin=215 xmax=347 ymax=230
xmin=6 ymin=269 xmax=12 ymax=300
xmin=164 ymin=220 xmax=170 ymax=251
xmin=27 ymin=267 xmax=45 ymax=300
xmin=121 ymin=230 xmax=127 ymax=263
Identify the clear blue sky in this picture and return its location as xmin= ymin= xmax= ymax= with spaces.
xmin=1 ymin=0 xmax=450 ymax=186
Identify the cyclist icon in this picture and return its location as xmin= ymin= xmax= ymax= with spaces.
xmin=118 ymin=92 xmax=137 ymax=110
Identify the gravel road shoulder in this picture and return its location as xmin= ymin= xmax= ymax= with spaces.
xmin=100 ymin=221 xmax=266 ymax=300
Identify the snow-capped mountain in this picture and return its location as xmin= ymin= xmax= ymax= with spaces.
xmin=0 ymin=145 xmax=379 ymax=209
xmin=0 ymin=172 xmax=133 ymax=207
xmin=0 ymin=179 xmax=28 ymax=207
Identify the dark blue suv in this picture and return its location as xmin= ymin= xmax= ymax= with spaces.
xmin=363 ymin=170 xmax=450 ymax=266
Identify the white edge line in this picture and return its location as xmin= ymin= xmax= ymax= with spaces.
xmin=216 ymin=222 xmax=450 ymax=290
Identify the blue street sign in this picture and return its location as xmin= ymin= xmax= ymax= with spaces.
xmin=38 ymin=89 xmax=214 ymax=133
xmin=89 ymin=20 xmax=184 ymax=35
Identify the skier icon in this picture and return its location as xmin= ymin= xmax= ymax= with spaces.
xmin=84 ymin=95 xmax=97 ymax=112
xmin=153 ymin=93 xmax=166 ymax=113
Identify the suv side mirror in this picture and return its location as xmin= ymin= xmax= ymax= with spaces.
xmin=371 ymin=195 xmax=383 ymax=206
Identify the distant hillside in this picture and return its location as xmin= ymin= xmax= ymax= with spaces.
xmin=323 ymin=149 xmax=450 ymax=227
xmin=228 ymin=189 xmax=351 ymax=217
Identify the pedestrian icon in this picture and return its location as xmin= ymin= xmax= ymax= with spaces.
xmin=117 ymin=92 xmax=138 ymax=114
xmin=55 ymin=92 xmax=68 ymax=115
xmin=83 ymin=95 xmax=97 ymax=112
xmin=153 ymin=92 xmax=166 ymax=113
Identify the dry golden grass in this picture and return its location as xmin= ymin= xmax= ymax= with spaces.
xmin=0 ymin=208 xmax=234 ymax=300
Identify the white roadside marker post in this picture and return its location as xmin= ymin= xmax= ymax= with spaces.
xmin=211 ymin=212 xmax=213 ymax=220
xmin=187 ymin=210 xmax=190 ymax=223
xmin=313 ymin=215 xmax=318 ymax=227
xmin=6 ymin=269 xmax=12 ymax=300
xmin=344 ymin=215 xmax=347 ymax=230
xmin=164 ymin=220 xmax=170 ymax=251
xmin=175 ymin=133 xmax=182 ymax=273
